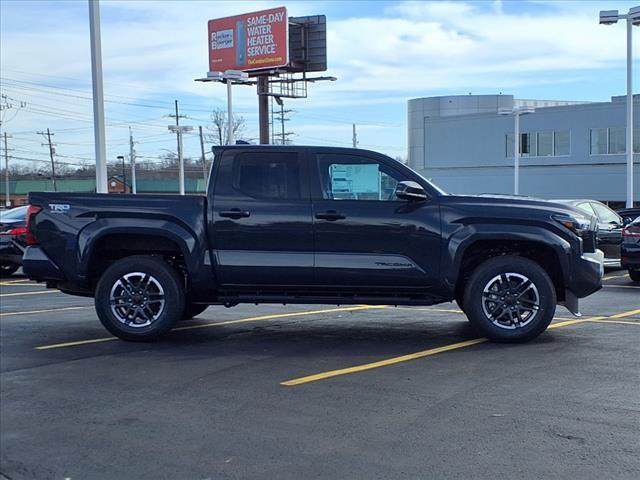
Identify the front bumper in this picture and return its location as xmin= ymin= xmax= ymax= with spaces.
xmin=22 ymin=246 xmax=65 ymax=281
xmin=621 ymin=243 xmax=640 ymax=269
xmin=562 ymin=249 xmax=604 ymax=316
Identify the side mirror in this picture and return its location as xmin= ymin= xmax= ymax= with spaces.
xmin=395 ymin=181 xmax=429 ymax=202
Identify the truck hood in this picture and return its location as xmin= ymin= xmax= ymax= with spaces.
xmin=440 ymin=193 xmax=593 ymax=221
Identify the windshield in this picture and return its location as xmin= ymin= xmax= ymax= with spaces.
xmin=0 ymin=206 xmax=28 ymax=221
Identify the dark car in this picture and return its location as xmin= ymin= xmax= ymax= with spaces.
xmin=553 ymin=200 xmax=623 ymax=268
xmin=0 ymin=206 xmax=28 ymax=276
xmin=616 ymin=207 xmax=640 ymax=225
xmin=621 ymin=216 xmax=640 ymax=282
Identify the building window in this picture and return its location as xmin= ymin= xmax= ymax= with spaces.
xmin=635 ymin=128 xmax=640 ymax=154
xmin=590 ymin=128 xmax=608 ymax=155
xmin=554 ymin=131 xmax=570 ymax=156
xmin=609 ymin=127 xmax=626 ymax=154
xmin=537 ymin=132 xmax=553 ymax=156
xmin=505 ymin=133 xmax=514 ymax=158
xmin=505 ymin=133 xmax=534 ymax=157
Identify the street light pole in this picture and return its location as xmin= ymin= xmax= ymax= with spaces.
xmin=514 ymin=112 xmax=520 ymax=196
xmin=626 ymin=16 xmax=634 ymax=209
xmin=600 ymin=7 xmax=640 ymax=208
xmin=499 ymin=106 xmax=534 ymax=196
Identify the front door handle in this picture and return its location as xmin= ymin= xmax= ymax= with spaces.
xmin=315 ymin=210 xmax=346 ymax=221
xmin=219 ymin=208 xmax=251 ymax=219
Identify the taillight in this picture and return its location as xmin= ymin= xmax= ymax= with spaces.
xmin=622 ymin=227 xmax=640 ymax=238
xmin=25 ymin=205 xmax=42 ymax=245
xmin=7 ymin=227 xmax=28 ymax=236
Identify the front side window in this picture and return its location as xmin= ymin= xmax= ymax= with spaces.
xmin=316 ymin=154 xmax=407 ymax=201
xmin=232 ymin=152 xmax=301 ymax=200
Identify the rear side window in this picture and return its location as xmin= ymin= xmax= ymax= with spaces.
xmin=232 ymin=153 xmax=301 ymax=200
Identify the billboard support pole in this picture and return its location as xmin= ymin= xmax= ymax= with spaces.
xmin=258 ymin=76 xmax=270 ymax=144
xmin=227 ymin=80 xmax=234 ymax=145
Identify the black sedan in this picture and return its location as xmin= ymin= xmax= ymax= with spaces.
xmin=0 ymin=206 xmax=28 ymax=276
xmin=621 ymin=216 xmax=640 ymax=282
xmin=616 ymin=207 xmax=640 ymax=225
xmin=553 ymin=199 xmax=623 ymax=268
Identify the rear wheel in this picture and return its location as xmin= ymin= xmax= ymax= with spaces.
xmin=95 ymin=256 xmax=185 ymax=341
xmin=0 ymin=262 xmax=19 ymax=277
xmin=463 ymin=256 xmax=556 ymax=343
xmin=629 ymin=269 xmax=640 ymax=283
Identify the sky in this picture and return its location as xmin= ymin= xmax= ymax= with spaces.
xmin=1 ymin=0 xmax=640 ymax=173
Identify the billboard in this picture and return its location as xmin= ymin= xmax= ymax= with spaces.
xmin=208 ymin=7 xmax=289 ymax=73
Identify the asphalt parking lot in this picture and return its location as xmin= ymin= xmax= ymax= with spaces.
xmin=1 ymin=272 xmax=638 ymax=480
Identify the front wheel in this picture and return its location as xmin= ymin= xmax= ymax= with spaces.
xmin=629 ymin=269 xmax=640 ymax=283
xmin=95 ymin=256 xmax=185 ymax=341
xmin=463 ymin=256 xmax=556 ymax=343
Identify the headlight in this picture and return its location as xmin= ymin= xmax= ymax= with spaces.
xmin=552 ymin=213 xmax=593 ymax=235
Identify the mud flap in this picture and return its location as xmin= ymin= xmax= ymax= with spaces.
xmin=562 ymin=289 xmax=582 ymax=317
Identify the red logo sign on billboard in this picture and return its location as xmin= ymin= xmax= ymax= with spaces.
xmin=208 ymin=7 xmax=289 ymax=73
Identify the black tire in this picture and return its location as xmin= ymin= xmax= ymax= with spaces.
xmin=463 ymin=256 xmax=556 ymax=343
xmin=181 ymin=303 xmax=208 ymax=320
xmin=629 ymin=269 xmax=640 ymax=283
xmin=0 ymin=262 xmax=20 ymax=277
xmin=94 ymin=256 xmax=185 ymax=342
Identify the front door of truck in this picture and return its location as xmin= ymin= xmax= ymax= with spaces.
xmin=211 ymin=149 xmax=313 ymax=287
xmin=310 ymin=150 xmax=441 ymax=290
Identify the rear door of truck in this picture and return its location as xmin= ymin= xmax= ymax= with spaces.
xmin=210 ymin=148 xmax=314 ymax=288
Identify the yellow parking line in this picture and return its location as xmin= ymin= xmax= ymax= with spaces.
xmin=280 ymin=312 xmax=636 ymax=387
xmin=603 ymin=273 xmax=629 ymax=281
xmin=0 ymin=282 xmax=41 ymax=287
xmin=0 ymin=279 xmax=30 ymax=285
xmin=35 ymin=305 xmax=386 ymax=350
xmin=281 ymin=338 xmax=488 ymax=387
xmin=0 ymin=306 xmax=89 ymax=317
xmin=609 ymin=308 xmax=640 ymax=318
xmin=603 ymin=285 xmax=640 ymax=289
xmin=173 ymin=305 xmax=385 ymax=332
xmin=0 ymin=290 xmax=58 ymax=298
xmin=588 ymin=319 xmax=639 ymax=326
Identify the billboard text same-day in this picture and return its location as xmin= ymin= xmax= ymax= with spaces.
xmin=208 ymin=7 xmax=289 ymax=73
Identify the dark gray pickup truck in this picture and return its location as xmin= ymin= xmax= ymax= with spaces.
xmin=23 ymin=146 xmax=604 ymax=343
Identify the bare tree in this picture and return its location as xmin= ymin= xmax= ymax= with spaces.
xmin=207 ymin=108 xmax=247 ymax=146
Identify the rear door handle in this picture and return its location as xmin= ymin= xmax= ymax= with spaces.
xmin=219 ymin=208 xmax=251 ymax=219
xmin=315 ymin=210 xmax=346 ymax=221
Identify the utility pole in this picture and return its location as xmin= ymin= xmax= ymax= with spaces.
xmin=3 ymin=132 xmax=12 ymax=207
xmin=198 ymin=126 xmax=208 ymax=183
xmin=129 ymin=126 xmax=136 ymax=194
xmin=352 ymin=124 xmax=358 ymax=148
xmin=272 ymin=96 xmax=293 ymax=145
xmin=38 ymin=128 xmax=57 ymax=192
xmin=168 ymin=100 xmax=192 ymax=195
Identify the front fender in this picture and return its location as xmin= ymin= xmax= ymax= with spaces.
xmin=441 ymin=223 xmax=573 ymax=294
